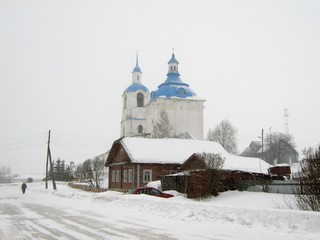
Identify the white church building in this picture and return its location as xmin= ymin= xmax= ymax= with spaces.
xmin=121 ymin=53 xmax=205 ymax=140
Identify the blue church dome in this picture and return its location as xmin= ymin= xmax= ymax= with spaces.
xmin=151 ymin=54 xmax=196 ymax=101
xmin=168 ymin=53 xmax=179 ymax=64
xmin=124 ymin=83 xmax=149 ymax=93
xmin=124 ymin=54 xmax=148 ymax=93
xmin=132 ymin=65 xmax=141 ymax=73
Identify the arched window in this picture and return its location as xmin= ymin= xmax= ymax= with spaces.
xmin=138 ymin=125 xmax=143 ymax=134
xmin=137 ymin=93 xmax=144 ymax=107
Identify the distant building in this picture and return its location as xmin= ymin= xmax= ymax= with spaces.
xmin=121 ymin=53 xmax=205 ymax=139
xmin=240 ymin=141 xmax=299 ymax=165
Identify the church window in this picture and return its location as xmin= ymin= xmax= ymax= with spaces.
xmin=138 ymin=125 xmax=143 ymax=134
xmin=137 ymin=93 xmax=144 ymax=107
xmin=137 ymin=75 xmax=139 ymax=81
xmin=123 ymin=95 xmax=127 ymax=109
xmin=177 ymin=88 xmax=186 ymax=95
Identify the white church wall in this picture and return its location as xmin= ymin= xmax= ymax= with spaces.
xmin=122 ymin=120 xmax=146 ymax=137
xmin=145 ymin=98 xmax=204 ymax=140
xmin=123 ymin=90 xmax=150 ymax=110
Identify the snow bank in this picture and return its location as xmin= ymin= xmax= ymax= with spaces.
xmin=1 ymin=181 xmax=319 ymax=240
xmin=47 ymin=182 xmax=320 ymax=236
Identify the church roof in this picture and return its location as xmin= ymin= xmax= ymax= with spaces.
xmin=124 ymin=83 xmax=149 ymax=93
xmin=176 ymin=132 xmax=195 ymax=139
xmin=132 ymin=65 xmax=141 ymax=73
xmin=151 ymin=54 xmax=197 ymax=100
xmin=150 ymin=78 xmax=196 ymax=100
xmin=132 ymin=53 xmax=142 ymax=73
xmin=168 ymin=53 xmax=179 ymax=64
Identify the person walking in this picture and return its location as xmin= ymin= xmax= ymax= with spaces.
xmin=21 ymin=183 xmax=27 ymax=194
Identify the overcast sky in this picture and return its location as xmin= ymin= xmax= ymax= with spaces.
xmin=1 ymin=0 xmax=319 ymax=175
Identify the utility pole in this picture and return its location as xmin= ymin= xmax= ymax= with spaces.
xmin=284 ymin=109 xmax=289 ymax=136
xmin=45 ymin=130 xmax=50 ymax=189
xmin=260 ymin=129 xmax=264 ymax=173
xmin=261 ymin=129 xmax=264 ymax=160
xmin=45 ymin=130 xmax=57 ymax=190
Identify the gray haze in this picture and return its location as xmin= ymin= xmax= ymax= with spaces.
xmin=0 ymin=0 xmax=319 ymax=175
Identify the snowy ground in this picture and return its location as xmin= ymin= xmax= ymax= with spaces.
xmin=0 ymin=182 xmax=319 ymax=240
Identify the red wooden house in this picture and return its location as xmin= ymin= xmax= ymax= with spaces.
xmin=105 ymin=137 xmax=229 ymax=191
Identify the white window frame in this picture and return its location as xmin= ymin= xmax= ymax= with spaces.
xmin=123 ymin=170 xmax=128 ymax=183
xmin=116 ymin=170 xmax=120 ymax=183
xmin=143 ymin=169 xmax=152 ymax=183
xmin=128 ymin=169 xmax=133 ymax=182
xmin=111 ymin=170 xmax=116 ymax=183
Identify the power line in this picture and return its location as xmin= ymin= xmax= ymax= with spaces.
xmin=51 ymin=141 xmax=98 ymax=160
xmin=0 ymin=132 xmax=47 ymax=151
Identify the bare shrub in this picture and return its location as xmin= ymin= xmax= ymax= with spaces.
xmin=198 ymin=152 xmax=225 ymax=197
xmin=295 ymin=146 xmax=320 ymax=211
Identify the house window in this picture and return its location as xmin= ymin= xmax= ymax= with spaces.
xmin=116 ymin=170 xmax=121 ymax=183
xmin=143 ymin=169 xmax=152 ymax=183
xmin=123 ymin=170 xmax=128 ymax=182
xmin=128 ymin=169 xmax=133 ymax=182
xmin=169 ymin=170 xmax=177 ymax=175
xmin=138 ymin=125 xmax=143 ymax=134
xmin=111 ymin=170 xmax=116 ymax=182
xmin=137 ymin=93 xmax=144 ymax=107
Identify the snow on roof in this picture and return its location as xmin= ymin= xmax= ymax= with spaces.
xmin=176 ymin=132 xmax=195 ymax=139
xmin=121 ymin=138 xmax=270 ymax=174
xmin=121 ymin=137 xmax=228 ymax=164
xmin=12 ymin=173 xmax=45 ymax=180
xmin=225 ymin=156 xmax=270 ymax=174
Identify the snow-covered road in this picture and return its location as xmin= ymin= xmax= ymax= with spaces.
xmin=1 ymin=182 xmax=319 ymax=240
xmin=1 ymin=201 xmax=177 ymax=239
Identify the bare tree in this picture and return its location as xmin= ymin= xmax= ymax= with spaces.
xmin=76 ymin=158 xmax=104 ymax=189
xmin=153 ymin=110 xmax=174 ymax=138
xmin=265 ymin=132 xmax=296 ymax=164
xmin=0 ymin=165 xmax=11 ymax=183
xmin=75 ymin=159 xmax=92 ymax=182
xmin=207 ymin=120 xmax=238 ymax=154
xmin=295 ymin=146 xmax=320 ymax=211
xmin=75 ymin=163 xmax=86 ymax=181
xmin=91 ymin=157 xmax=105 ymax=189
